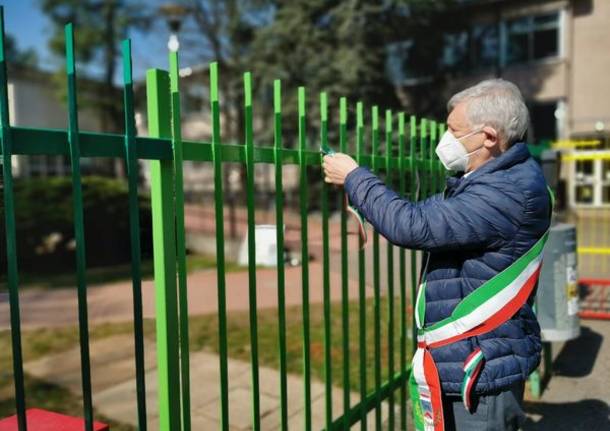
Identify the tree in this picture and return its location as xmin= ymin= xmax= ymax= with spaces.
xmin=178 ymin=0 xmax=269 ymax=238
xmin=40 ymin=0 xmax=153 ymax=134
xmin=180 ymin=1 xmax=270 ymax=141
xmin=5 ymin=34 xmax=39 ymax=67
xmin=248 ymin=0 xmax=462 ymax=135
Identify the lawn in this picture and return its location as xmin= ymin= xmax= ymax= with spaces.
xmin=0 ymin=295 xmax=413 ymax=426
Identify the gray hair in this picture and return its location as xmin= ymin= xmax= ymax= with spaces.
xmin=447 ymin=79 xmax=529 ymax=147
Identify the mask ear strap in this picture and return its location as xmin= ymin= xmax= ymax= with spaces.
xmin=459 ymin=126 xmax=485 ymax=141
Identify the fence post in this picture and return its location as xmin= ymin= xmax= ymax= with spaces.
xmin=320 ymin=92 xmax=333 ymax=430
xmin=121 ymin=39 xmax=147 ymax=431
xmin=371 ymin=105 xmax=382 ymax=430
xmin=65 ymin=23 xmax=94 ymax=431
xmin=398 ymin=112 xmax=408 ymax=431
xmin=244 ymin=71 xmax=262 ymax=431
xmin=0 ymin=7 xmax=27 ymax=430
xmin=273 ymin=79 xmax=289 ymax=431
xmin=168 ymin=50 xmax=192 ymax=431
xmin=385 ymin=109 xmax=396 ymax=430
xmin=339 ymin=97 xmax=351 ymax=431
xmin=146 ymin=68 xmax=182 ymax=431
xmin=356 ymin=101 xmax=367 ymax=430
xmin=298 ymin=86 xmax=312 ymax=431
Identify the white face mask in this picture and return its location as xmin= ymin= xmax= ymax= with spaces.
xmin=435 ymin=128 xmax=485 ymax=172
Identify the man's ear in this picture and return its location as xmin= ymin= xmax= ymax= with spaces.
xmin=482 ymin=126 xmax=499 ymax=149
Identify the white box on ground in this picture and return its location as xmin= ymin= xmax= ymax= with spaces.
xmin=237 ymin=224 xmax=284 ymax=267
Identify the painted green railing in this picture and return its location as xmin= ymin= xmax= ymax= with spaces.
xmin=0 ymin=9 xmax=448 ymax=431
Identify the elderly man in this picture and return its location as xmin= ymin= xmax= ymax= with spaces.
xmin=322 ymin=79 xmax=552 ymax=431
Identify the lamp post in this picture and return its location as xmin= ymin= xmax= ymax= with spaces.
xmin=159 ymin=3 xmax=189 ymax=52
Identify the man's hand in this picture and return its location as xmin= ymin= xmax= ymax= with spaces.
xmin=322 ymin=153 xmax=359 ymax=185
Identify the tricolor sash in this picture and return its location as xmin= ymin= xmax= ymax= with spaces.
xmin=409 ymin=188 xmax=553 ymax=431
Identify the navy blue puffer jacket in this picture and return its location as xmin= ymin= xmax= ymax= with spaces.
xmin=344 ymin=142 xmax=551 ymax=395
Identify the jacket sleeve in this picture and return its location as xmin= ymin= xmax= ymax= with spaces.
xmin=344 ymin=166 xmax=521 ymax=252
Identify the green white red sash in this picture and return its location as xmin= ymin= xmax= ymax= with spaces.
xmin=409 ymin=220 xmax=550 ymax=431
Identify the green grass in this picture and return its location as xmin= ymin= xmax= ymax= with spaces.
xmin=8 ymin=254 xmax=245 ymax=290
xmin=188 ymin=296 xmax=413 ymax=394
xmin=0 ymin=295 xmax=413 ymax=423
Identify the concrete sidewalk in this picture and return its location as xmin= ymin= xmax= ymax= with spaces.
xmin=0 ymin=236 xmax=414 ymax=330
xmin=22 ymin=319 xmax=610 ymax=430
xmin=0 ymin=260 xmax=367 ymax=330
xmin=24 ymin=334 xmax=392 ymax=430
xmin=522 ymin=319 xmax=610 ymax=430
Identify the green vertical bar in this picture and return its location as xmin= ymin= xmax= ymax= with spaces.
xmin=0 ymin=7 xmax=27 ymax=430
xmin=65 ymin=23 xmax=93 ymax=431
xmin=210 ymin=62 xmax=230 ymax=431
xmin=273 ymin=79 xmax=288 ymax=431
xmin=429 ymin=120 xmax=437 ymax=195
xmin=438 ymin=123 xmax=446 ymax=191
xmin=146 ymin=68 xmax=181 ymax=431
xmin=320 ymin=91 xmax=333 ymax=429
xmin=339 ymin=97 xmax=350 ymax=430
xmin=397 ymin=113 xmax=407 ymax=431
xmin=420 ymin=119 xmax=429 ymax=199
xmin=385 ymin=109 xmax=395 ymax=430
xmin=121 ymin=39 xmax=147 ymax=431
xmin=169 ymin=50 xmax=191 ymax=431
xmin=409 ymin=116 xmax=418 ymax=354
xmin=356 ymin=102 xmax=367 ymax=431
xmin=413 ymin=119 xmax=428 ymax=370
xmin=244 ymin=72 xmax=261 ymax=431
xmin=371 ymin=105 xmax=382 ymax=431
xmin=298 ymin=86 xmax=312 ymax=431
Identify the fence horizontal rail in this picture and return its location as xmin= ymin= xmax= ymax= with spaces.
xmin=0 ymin=126 xmax=443 ymax=171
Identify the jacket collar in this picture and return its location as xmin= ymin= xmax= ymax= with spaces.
xmin=444 ymin=142 xmax=530 ymax=195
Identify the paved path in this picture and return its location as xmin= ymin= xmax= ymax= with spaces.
xmin=23 ymin=320 xmax=610 ymax=430
xmin=0 ymin=262 xmax=356 ymax=329
xmin=0 ymin=233 xmax=416 ymax=330
xmin=25 ymin=334 xmax=392 ymax=430
xmin=522 ymin=319 xmax=610 ymax=430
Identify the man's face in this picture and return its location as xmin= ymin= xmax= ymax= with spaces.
xmin=446 ymin=102 xmax=486 ymax=154
xmin=445 ymin=101 xmax=501 ymax=171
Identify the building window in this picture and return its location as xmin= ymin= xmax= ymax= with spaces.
xmin=385 ymin=39 xmax=438 ymax=83
xmin=506 ymin=12 xmax=559 ymax=65
xmin=472 ymin=23 xmax=499 ymax=68
xmin=385 ymin=11 xmax=561 ymax=82
xmin=507 ymin=16 xmax=530 ymax=64
xmin=574 ymin=159 xmax=595 ymax=205
xmin=533 ymin=13 xmax=559 ymax=59
xmin=529 ymin=101 xmax=558 ymax=142
xmin=602 ymin=160 xmax=610 ymax=205
xmin=602 ymin=160 xmax=610 ymax=181
xmin=572 ymin=154 xmax=610 ymax=207
xmin=441 ymin=31 xmax=469 ymax=68
xmin=386 ymin=40 xmax=413 ymax=83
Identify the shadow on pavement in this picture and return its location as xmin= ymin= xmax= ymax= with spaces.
xmin=522 ymin=399 xmax=609 ymax=431
xmin=523 ymin=324 xmax=608 ymax=430
xmin=552 ymin=326 xmax=602 ymax=377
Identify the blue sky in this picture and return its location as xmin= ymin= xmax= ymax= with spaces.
xmin=3 ymin=0 xmax=183 ymax=82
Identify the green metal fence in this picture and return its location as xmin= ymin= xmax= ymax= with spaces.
xmin=0 ymin=9 xmax=447 ymax=431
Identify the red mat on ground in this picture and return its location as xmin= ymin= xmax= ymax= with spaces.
xmin=579 ymin=278 xmax=610 ymax=320
xmin=0 ymin=409 xmax=109 ymax=431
